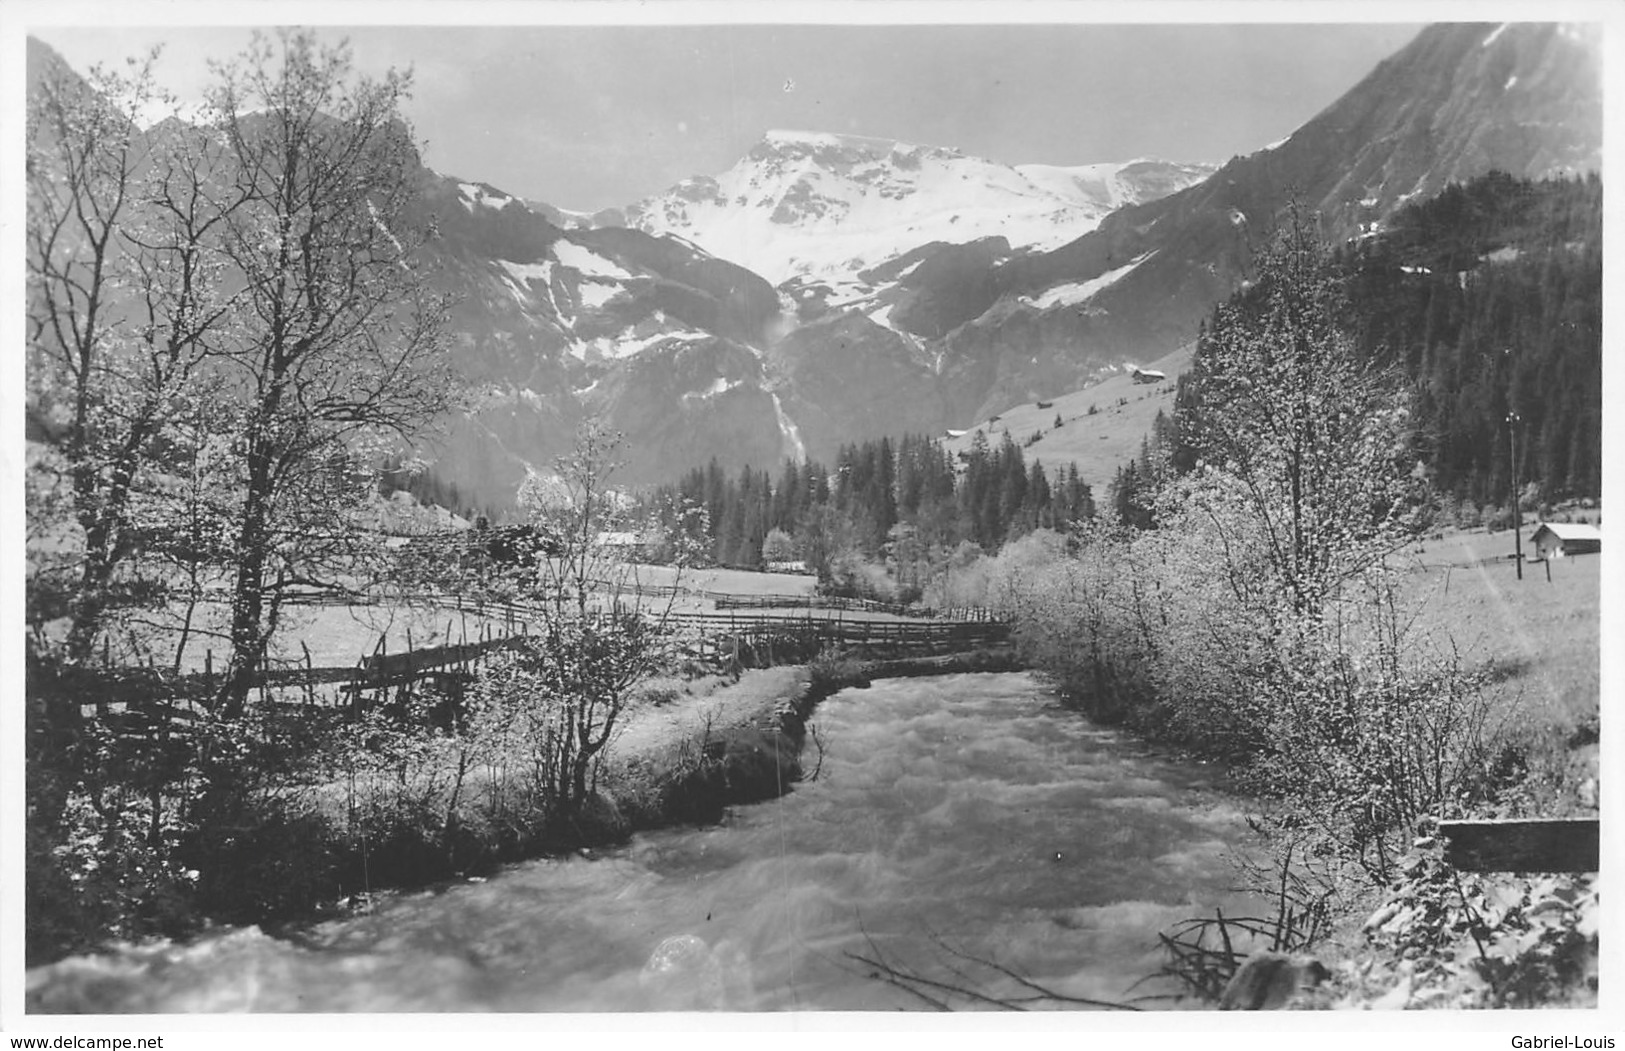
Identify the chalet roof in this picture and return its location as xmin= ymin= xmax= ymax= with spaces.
xmin=1531 ymin=522 xmax=1602 ymax=541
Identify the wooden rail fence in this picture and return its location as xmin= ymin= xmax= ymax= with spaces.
xmin=656 ymin=609 xmax=1012 ymax=661
xmin=63 ymin=601 xmax=1012 ymax=724
xmin=271 ymin=581 xmax=1011 ymax=626
xmin=714 ymin=594 xmax=921 ymax=617
xmin=63 ymin=626 xmax=533 ymax=721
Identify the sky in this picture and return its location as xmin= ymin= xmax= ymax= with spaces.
xmin=26 ymin=17 xmax=1427 ymax=213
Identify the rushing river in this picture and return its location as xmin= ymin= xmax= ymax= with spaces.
xmin=29 ymin=672 xmax=1268 ymax=1013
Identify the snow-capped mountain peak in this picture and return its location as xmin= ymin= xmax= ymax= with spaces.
xmin=618 ymin=130 xmax=1214 ymax=286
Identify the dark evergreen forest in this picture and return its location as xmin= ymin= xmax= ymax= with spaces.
xmin=639 ymin=432 xmax=1097 ymax=572
xmin=1342 ymin=171 xmax=1601 ymax=504
xmin=1172 ymin=172 xmax=1601 ymax=513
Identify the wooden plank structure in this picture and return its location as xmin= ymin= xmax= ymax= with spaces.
xmin=1439 ymin=817 xmax=1599 ymax=873
xmin=66 ymin=601 xmax=1011 ymax=727
xmin=274 ymin=583 xmax=1010 ymax=626
xmin=657 ymin=610 xmax=1011 ymax=656
xmin=713 ymin=594 xmax=922 ymax=616
xmin=63 ymin=635 xmax=530 ymax=707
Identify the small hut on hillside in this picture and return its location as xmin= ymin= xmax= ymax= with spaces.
xmin=1529 ymin=522 xmax=1602 ymax=560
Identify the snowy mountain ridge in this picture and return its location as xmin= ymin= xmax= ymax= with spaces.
xmin=615 ymin=128 xmax=1215 ymax=287
xmin=30 ymin=21 xmax=1600 ymax=512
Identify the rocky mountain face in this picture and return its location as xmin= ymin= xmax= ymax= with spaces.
xmin=25 ymin=35 xmax=805 ymax=508
xmin=932 ymin=21 xmax=1602 ymax=420
xmin=582 ymin=22 xmax=1598 ymax=475
xmin=402 ymin=173 xmax=799 ymax=501
xmin=407 ymin=133 xmax=1215 ymax=503
xmin=28 ymin=22 xmax=1602 ymax=511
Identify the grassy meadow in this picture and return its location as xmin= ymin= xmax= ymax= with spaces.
xmin=1388 ymin=524 xmax=1601 ymax=811
xmin=1405 ymin=528 xmax=1600 ymax=727
xmin=941 ymin=343 xmax=1193 ymax=493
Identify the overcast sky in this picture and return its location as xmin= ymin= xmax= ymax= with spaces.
xmin=31 ymin=20 xmax=1425 ymax=212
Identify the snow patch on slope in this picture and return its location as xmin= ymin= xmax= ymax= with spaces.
xmin=581 ymin=322 xmax=711 ymax=362
xmin=551 ymin=240 xmax=633 ymax=280
xmin=577 ymin=280 xmax=619 ymax=310
xmin=496 ymin=259 xmax=568 ymax=322
xmin=1025 ymin=252 xmax=1156 ymax=309
xmin=460 ymin=182 xmax=516 ymax=210
xmin=683 ymin=377 xmax=743 ymax=400
xmin=498 ymin=259 xmax=553 ymax=285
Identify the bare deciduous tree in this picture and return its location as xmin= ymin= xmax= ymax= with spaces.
xmin=200 ymin=31 xmax=454 ymax=714
xmin=27 ymin=49 xmax=234 ymax=670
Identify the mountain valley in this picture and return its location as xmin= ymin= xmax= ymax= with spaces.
xmin=26 ymin=22 xmax=1604 ymax=512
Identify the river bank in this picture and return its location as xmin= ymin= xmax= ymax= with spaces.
xmin=30 ymin=645 xmax=1023 ymax=970
xmin=41 ymin=638 xmax=1591 ymax=1012
xmin=617 ymin=644 xmax=1600 ymax=1013
xmin=30 ymin=666 xmax=1263 ymax=1012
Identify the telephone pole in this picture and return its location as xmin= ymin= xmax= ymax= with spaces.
xmin=1508 ymin=411 xmax=1523 ymax=580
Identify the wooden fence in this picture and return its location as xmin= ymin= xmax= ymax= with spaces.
xmin=712 ymin=594 xmax=919 ymax=616
xmin=64 ymin=624 xmax=533 ymax=722
xmin=63 ymin=601 xmax=1012 ymax=725
xmin=273 ymin=580 xmax=1008 ymax=624
xmin=656 ymin=610 xmax=1012 ymax=661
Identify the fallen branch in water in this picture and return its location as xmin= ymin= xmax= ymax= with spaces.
xmin=844 ymin=930 xmax=952 ymax=1010
xmin=845 ymin=928 xmax=1147 ymax=1011
xmin=930 ymin=935 xmax=1150 ymax=1010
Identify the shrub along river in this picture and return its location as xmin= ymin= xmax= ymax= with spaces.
xmin=29 ymin=672 xmax=1268 ymax=1013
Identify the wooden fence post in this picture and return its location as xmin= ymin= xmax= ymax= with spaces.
xmin=351 ymin=656 xmax=364 ymax=722
xmin=408 ymin=631 xmax=422 ymax=709
xmin=301 ymin=641 xmax=315 ymax=710
xmin=371 ymin=633 xmax=388 ymax=717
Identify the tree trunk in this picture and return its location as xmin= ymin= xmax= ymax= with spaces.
xmin=219 ymin=448 xmax=275 ymax=717
xmin=62 ymin=441 xmax=146 ymax=666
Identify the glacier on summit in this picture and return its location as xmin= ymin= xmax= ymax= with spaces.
xmin=620 ymin=129 xmax=1214 ymax=287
